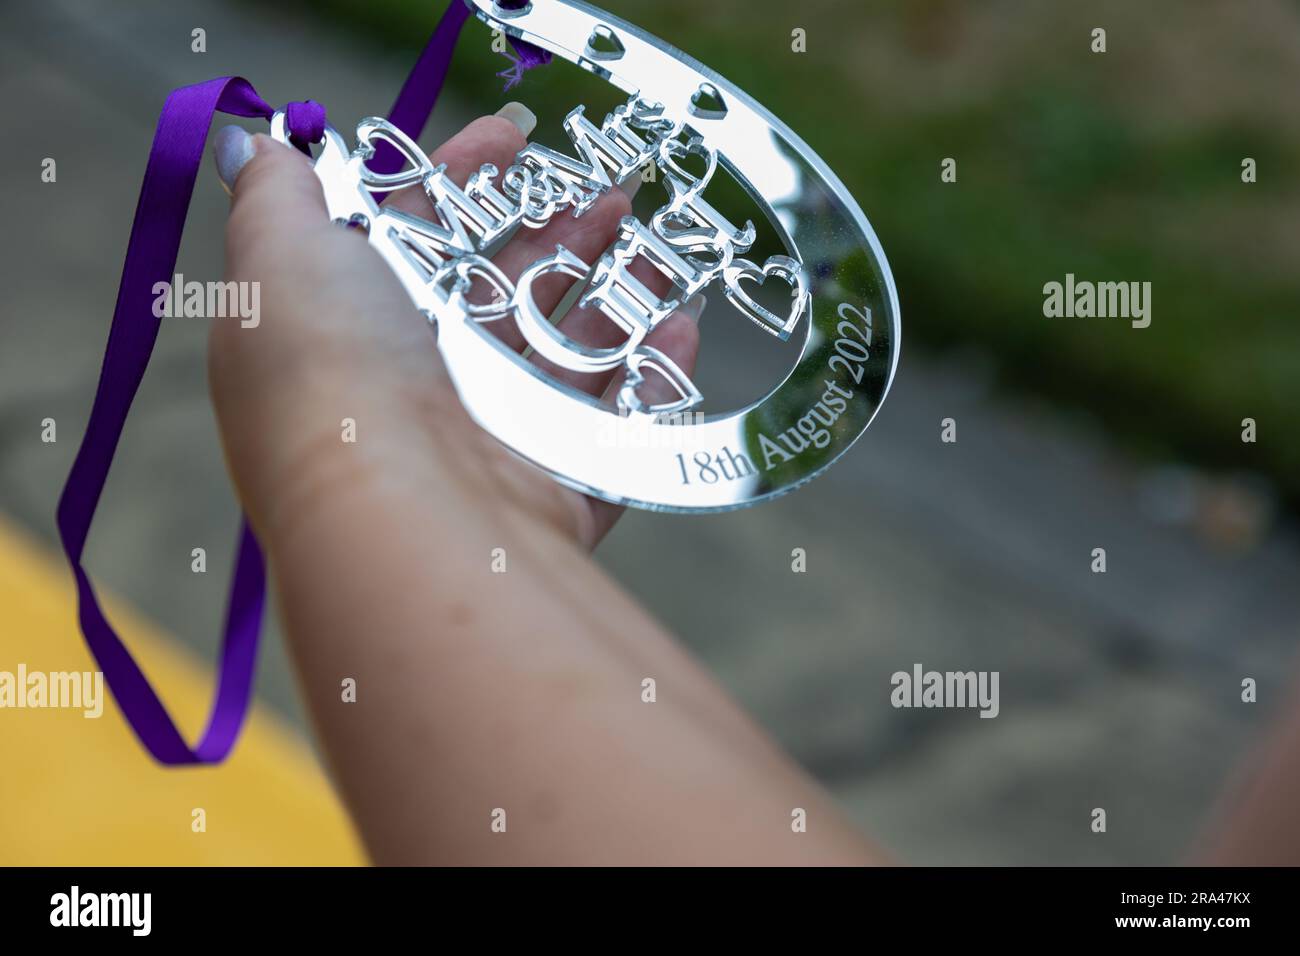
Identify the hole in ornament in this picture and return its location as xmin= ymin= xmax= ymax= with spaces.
xmin=688 ymin=83 xmax=727 ymax=120
xmin=493 ymin=1 xmax=531 ymax=18
xmin=584 ymin=25 xmax=625 ymax=61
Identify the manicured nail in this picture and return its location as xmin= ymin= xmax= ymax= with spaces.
xmin=213 ymin=125 xmax=254 ymax=195
xmin=495 ymin=101 xmax=537 ymax=138
xmin=681 ymin=293 xmax=707 ymax=323
xmin=619 ymin=171 xmax=644 ymax=201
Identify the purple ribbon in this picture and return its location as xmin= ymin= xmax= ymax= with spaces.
xmin=370 ymin=0 xmax=549 ymax=173
xmin=495 ymin=0 xmax=553 ymax=93
xmin=56 ymin=1 xmax=548 ymax=764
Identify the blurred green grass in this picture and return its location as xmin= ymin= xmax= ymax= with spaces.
xmin=276 ymin=0 xmax=1300 ymax=503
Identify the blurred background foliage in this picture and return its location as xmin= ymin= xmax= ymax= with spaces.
xmin=273 ymin=0 xmax=1300 ymax=504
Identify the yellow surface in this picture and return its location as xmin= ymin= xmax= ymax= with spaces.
xmin=0 ymin=517 xmax=366 ymax=865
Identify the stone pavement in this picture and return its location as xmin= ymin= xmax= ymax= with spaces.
xmin=2 ymin=0 xmax=1297 ymax=864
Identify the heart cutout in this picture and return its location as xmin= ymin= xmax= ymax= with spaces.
xmin=441 ymin=256 xmax=516 ymax=323
xmin=721 ymin=255 xmax=809 ymax=340
xmin=688 ymin=82 xmax=728 ymax=120
xmin=584 ymin=24 xmax=625 ymax=61
xmin=656 ymin=134 xmax=717 ymax=191
xmin=618 ymin=346 xmax=704 ymax=416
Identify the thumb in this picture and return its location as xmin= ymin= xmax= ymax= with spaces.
xmin=214 ymin=126 xmax=329 ymax=242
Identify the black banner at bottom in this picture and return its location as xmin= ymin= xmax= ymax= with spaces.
xmin=0 ymin=866 xmax=1288 ymax=942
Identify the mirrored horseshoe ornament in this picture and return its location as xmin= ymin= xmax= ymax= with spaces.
xmin=271 ymin=0 xmax=900 ymax=512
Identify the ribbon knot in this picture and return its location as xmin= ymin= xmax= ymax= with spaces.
xmin=284 ymin=99 xmax=327 ymax=150
xmin=497 ymin=40 xmax=553 ymax=92
xmin=496 ymin=0 xmax=552 ymax=91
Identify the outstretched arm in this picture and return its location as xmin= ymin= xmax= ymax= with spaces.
xmin=209 ymin=112 xmax=879 ymax=865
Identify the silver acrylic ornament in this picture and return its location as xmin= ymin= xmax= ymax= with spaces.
xmin=271 ymin=0 xmax=900 ymax=513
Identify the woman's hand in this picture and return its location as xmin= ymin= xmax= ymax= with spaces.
xmin=205 ymin=107 xmax=874 ymax=865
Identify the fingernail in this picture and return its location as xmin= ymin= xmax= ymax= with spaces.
xmin=681 ymin=293 xmax=707 ymax=323
xmin=214 ymin=125 xmax=255 ymax=195
xmin=495 ymin=101 xmax=537 ymax=138
xmin=619 ymin=171 xmax=644 ymax=201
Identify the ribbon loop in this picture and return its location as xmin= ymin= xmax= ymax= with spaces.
xmin=56 ymin=74 xmax=278 ymax=765
xmin=285 ymin=99 xmax=327 ymax=150
xmin=58 ymin=0 xmax=549 ymax=765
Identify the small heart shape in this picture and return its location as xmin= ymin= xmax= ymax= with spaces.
xmin=656 ymin=135 xmax=717 ymax=191
xmin=721 ymin=255 xmax=809 ymax=340
xmin=688 ymin=83 xmax=728 ymax=120
xmin=618 ymin=346 xmax=704 ymax=416
xmin=584 ymin=25 xmax=625 ymax=61
xmin=443 ymin=256 xmax=516 ymax=323
xmin=353 ymin=117 xmax=432 ymax=192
